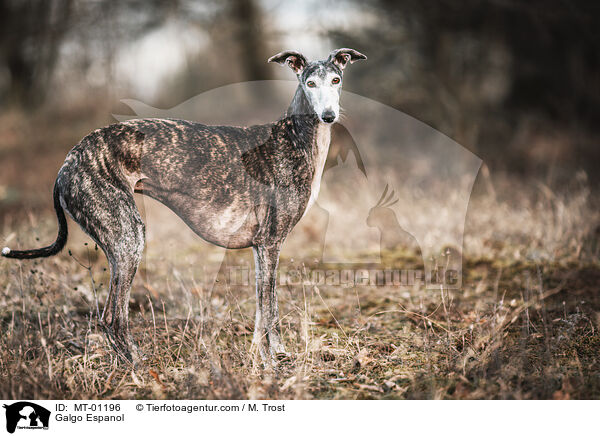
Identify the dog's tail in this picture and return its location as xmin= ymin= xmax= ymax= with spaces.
xmin=2 ymin=182 xmax=68 ymax=259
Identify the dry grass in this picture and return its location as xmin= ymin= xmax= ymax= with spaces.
xmin=0 ymin=179 xmax=598 ymax=400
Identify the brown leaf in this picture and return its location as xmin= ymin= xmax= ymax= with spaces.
xmin=149 ymin=369 xmax=166 ymax=389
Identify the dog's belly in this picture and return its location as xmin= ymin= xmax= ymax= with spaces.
xmin=136 ymin=179 xmax=259 ymax=249
xmin=189 ymin=202 xmax=259 ymax=249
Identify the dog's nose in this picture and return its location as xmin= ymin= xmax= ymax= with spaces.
xmin=321 ymin=110 xmax=336 ymax=123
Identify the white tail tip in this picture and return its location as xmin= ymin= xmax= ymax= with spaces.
xmin=2 ymin=247 xmax=10 ymax=256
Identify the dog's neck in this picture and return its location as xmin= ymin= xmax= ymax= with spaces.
xmin=285 ymin=85 xmax=332 ymax=214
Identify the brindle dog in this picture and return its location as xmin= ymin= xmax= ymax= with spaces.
xmin=2 ymin=48 xmax=366 ymax=364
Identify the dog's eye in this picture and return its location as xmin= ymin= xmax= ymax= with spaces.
xmin=307 ymin=81 xmax=316 ymax=88
xmin=332 ymin=77 xmax=340 ymax=84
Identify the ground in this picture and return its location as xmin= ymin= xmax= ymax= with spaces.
xmin=0 ymin=208 xmax=598 ymax=399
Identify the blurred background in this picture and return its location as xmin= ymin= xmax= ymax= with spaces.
xmin=1 ymin=0 xmax=599 ymax=400
xmin=0 ymin=0 xmax=598 ymax=243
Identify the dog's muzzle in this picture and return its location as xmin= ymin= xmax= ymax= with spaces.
xmin=321 ymin=110 xmax=336 ymax=124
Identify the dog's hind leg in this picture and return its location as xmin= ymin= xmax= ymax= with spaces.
xmin=99 ymin=211 xmax=145 ymax=366
xmin=101 ymin=234 xmax=144 ymax=366
xmin=59 ymin=176 xmax=145 ymax=365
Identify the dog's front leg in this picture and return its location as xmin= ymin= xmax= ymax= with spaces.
xmin=252 ymin=243 xmax=287 ymax=362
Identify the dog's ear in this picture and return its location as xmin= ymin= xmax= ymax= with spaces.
xmin=327 ymin=48 xmax=367 ymax=70
xmin=268 ymin=51 xmax=307 ymax=74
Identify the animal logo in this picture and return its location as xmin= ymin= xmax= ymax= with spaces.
xmin=114 ymin=81 xmax=482 ymax=289
xmin=366 ymin=184 xmax=422 ymax=260
xmin=2 ymin=402 xmax=50 ymax=433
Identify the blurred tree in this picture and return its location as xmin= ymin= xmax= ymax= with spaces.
xmin=158 ymin=0 xmax=274 ymax=104
xmin=229 ymin=0 xmax=273 ymax=81
xmin=0 ymin=0 xmax=74 ymax=107
xmin=328 ymin=0 xmax=600 ymax=177
xmin=0 ymin=0 xmax=195 ymax=108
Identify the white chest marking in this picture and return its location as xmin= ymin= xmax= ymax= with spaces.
xmin=303 ymin=123 xmax=331 ymax=217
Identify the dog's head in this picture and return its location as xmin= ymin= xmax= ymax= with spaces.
xmin=268 ymin=48 xmax=366 ymax=124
